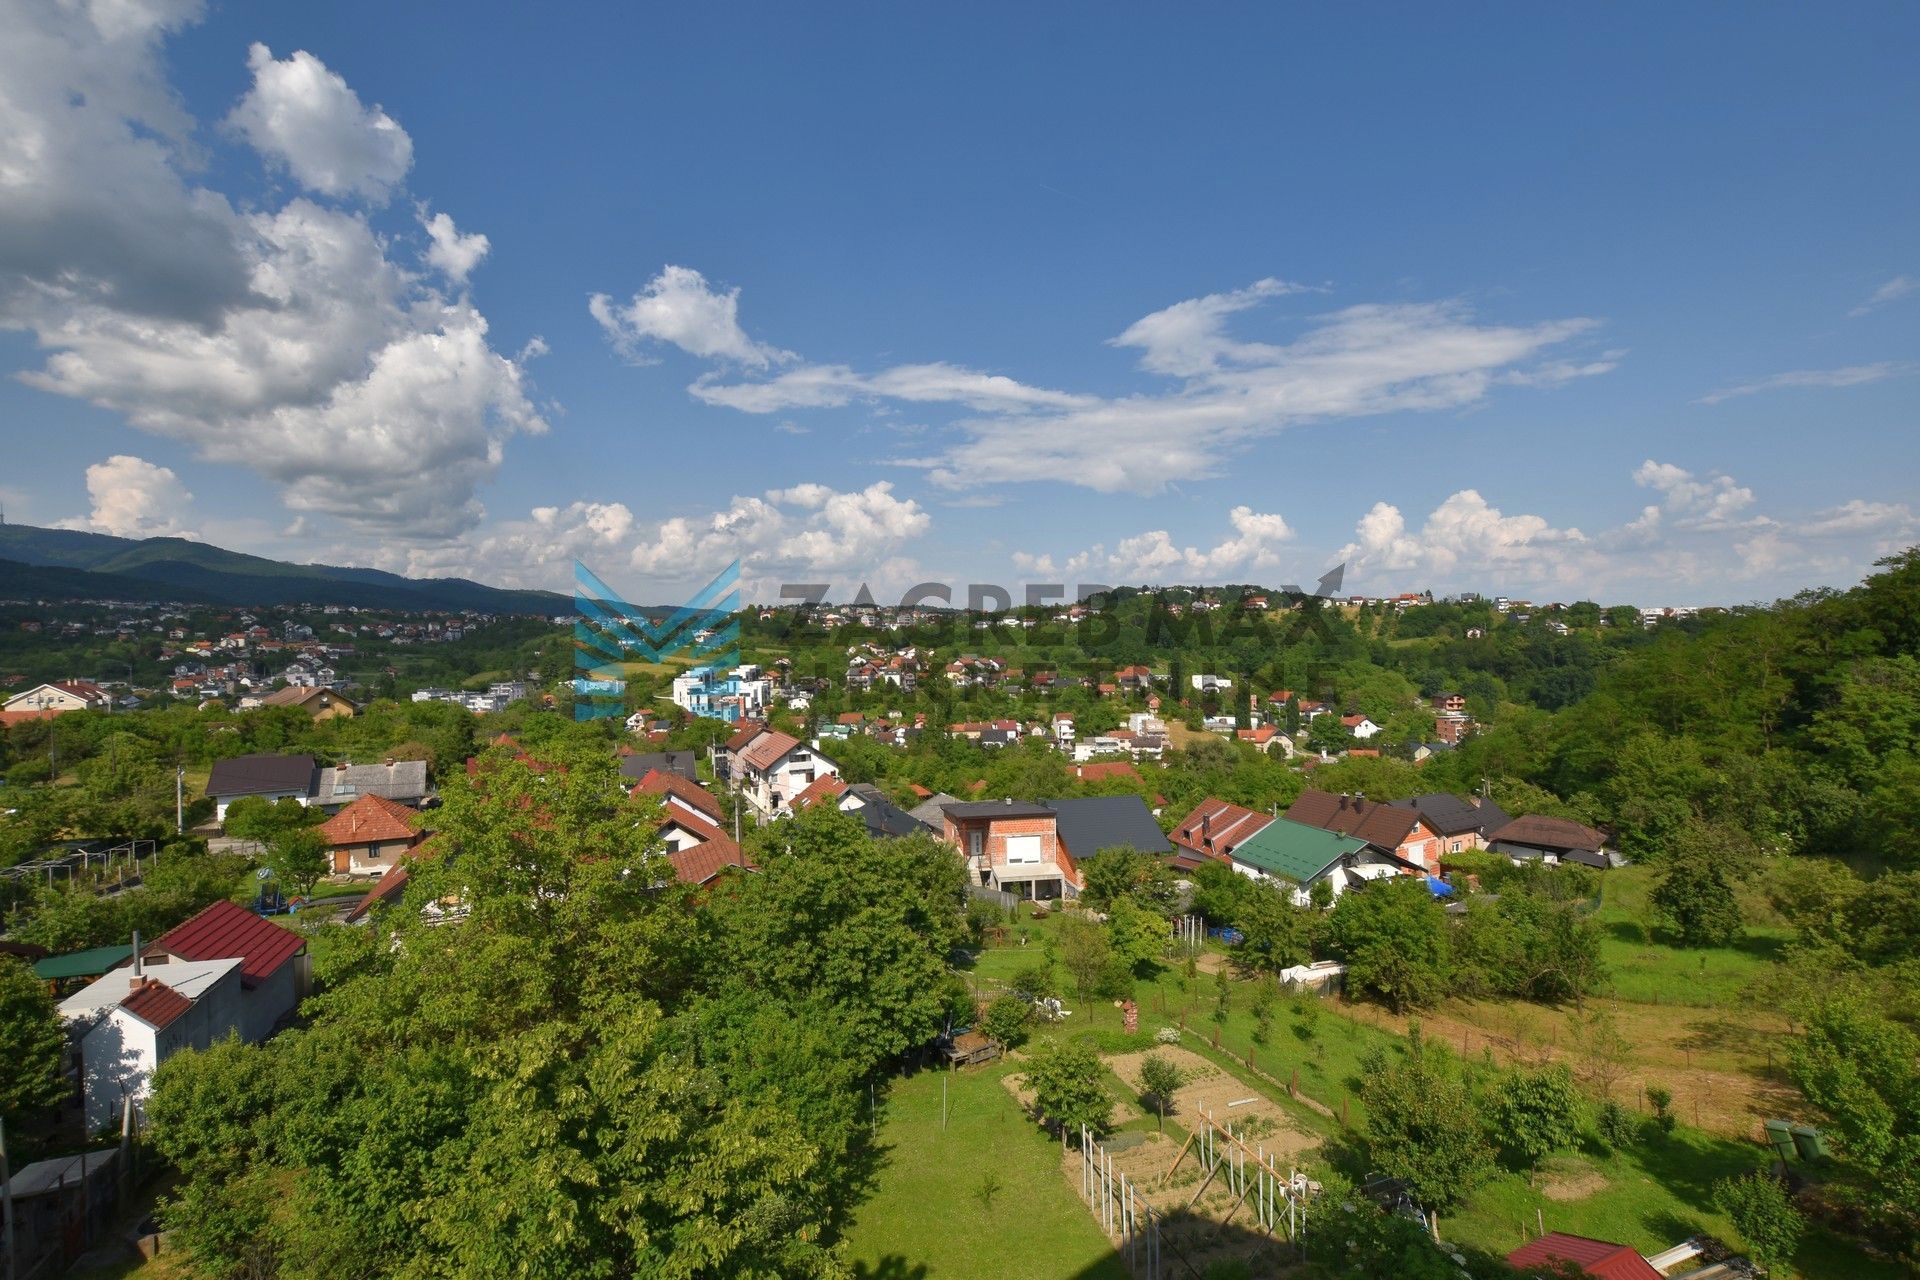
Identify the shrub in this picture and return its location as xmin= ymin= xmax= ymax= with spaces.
xmin=1596 ymin=1100 xmax=1639 ymax=1150
xmin=980 ymin=993 xmax=1031 ymax=1050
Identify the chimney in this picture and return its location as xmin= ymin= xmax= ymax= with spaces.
xmin=385 ymin=757 xmax=395 ymax=768
xmin=336 ymin=761 xmax=348 ymax=772
xmin=1201 ymin=812 xmax=1212 ymax=840
xmin=131 ymin=930 xmax=142 ymax=978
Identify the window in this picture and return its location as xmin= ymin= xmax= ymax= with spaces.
xmin=1005 ymin=834 xmax=1042 ymax=864
xmin=969 ymin=830 xmax=983 ymax=859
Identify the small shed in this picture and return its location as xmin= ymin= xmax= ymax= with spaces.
xmin=940 ymin=1030 xmax=1001 ymax=1069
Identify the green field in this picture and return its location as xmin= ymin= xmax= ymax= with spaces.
xmin=842 ymin=1064 xmax=1127 ymax=1279
xmin=946 ymin=910 xmax=1895 ymax=1280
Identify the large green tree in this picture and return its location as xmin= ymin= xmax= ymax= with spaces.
xmin=0 ymin=955 xmax=67 ymax=1132
xmin=1360 ymin=1046 xmax=1493 ymax=1212
xmin=1327 ymin=878 xmax=1451 ymax=1011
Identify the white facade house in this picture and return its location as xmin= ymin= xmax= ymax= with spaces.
xmin=3 ymin=681 xmax=110 ymax=715
xmin=60 ymin=958 xmax=245 ymax=1134
xmin=731 ymin=729 xmax=839 ymax=817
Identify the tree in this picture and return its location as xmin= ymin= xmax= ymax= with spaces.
xmin=980 ymin=992 xmax=1031 ymax=1050
xmin=1080 ymin=848 xmax=1179 ymax=915
xmin=1649 ymin=851 xmax=1743 ymax=948
xmin=1714 ymin=1172 xmax=1806 ymax=1275
xmin=1058 ymin=912 xmax=1113 ymax=998
xmin=1138 ymin=1053 xmax=1183 ymax=1132
xmin=1327 ymin=878 xmax=1451 ymax=1011
xmin=0 ymin=956 xmax=67 ymax=1131
xmin=1106 ymin=895 xmax=1167 ymax=976
xmin=1360 ymin=1046 xmax=1493 ymax=1212
xmin=1486 ymin=1065 xmax=1581 ymax=1170
xmin=1234 ymin=879 xmax=1311 ymax=975
xmin=1025 ymin=1041 xmax=1112 ymax=1136
xmin=1306 ymin=714 xmax=1352 ymax=756
xmin=265 ymin=826 xmax=329 ymax=899
xmin=1788 ymin=997 xmax=1920 ymax=1235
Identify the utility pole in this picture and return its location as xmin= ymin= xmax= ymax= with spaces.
xmin=175 ymin=767 xmax=185 ymax=834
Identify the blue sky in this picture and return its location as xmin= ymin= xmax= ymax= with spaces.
xmin=1 ymin=2 xmax=1915 ymax=604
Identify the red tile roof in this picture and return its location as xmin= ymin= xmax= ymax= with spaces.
xmin=119 ymin=978 xmax=193 ymax=1031
xmin=631 ymin=769 xmax=724 ymax=822
xmin=738 ymin=729 xmax=802 ymax=772
xmin=153 ymin=900 xmax=305 ymax=987
xmin=1170 ymin=798 xmax=1274 ymax=862
xmin=343 ymin=835 xmax=440 ymax=923
xmin=319 ymin=794 xmax=419 ymax=847
xmin=722 ymin=721 xmax=767 ymax=753
xmin=1506 ymin=1233 xmax=1661 ymax=1280
xmin=790 ymin=774 xmax=848 ymax=809
xmin=660 ymin=806 xmax=729 ymax=846
xmin=1284 ymin=789 xmax=1428 ymax=855
xmin=667 ymin=837 xmax=757 ymax=886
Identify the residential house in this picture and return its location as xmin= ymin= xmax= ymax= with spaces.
xmin=1387 ymin=793 xmax=1513 ymax=855
xmin=670 ymin=664 xmax=771 ymax=723
xmin=836 ymin=782 xmax=928 ymax=840
xmin=1190 ymin=673 xmax=1233 ymax=693
xmin=256 ymin=685 xmax=357 ymax=720
xmin=60 ymin=955 xmax=245 ymax=1133
xmin=1224 ymin=817 xmax=1398 ymax=906
xmin=714 ymin=720 xmax=766 ymax=786
xmin=1340 ymin=714 xmax=1382 ymax=740
xmin=1431 ymin=692 xmax=1467 ymax=714
xmin=205 ymin=753 xmax=317 ymax=823
xmin=1283 ymin=789 xmax=1444 ymax=875
xmin=319 ymin=794 xmax=423 ymax=876
xmin=1434 ymin=714 xmax=1473 ymax=746
xmin=940 ymin=794 xmax=1168 ymax=900
xmin=731 ymin=728 xmax=840 ymax=818
xmin=311 ymin=759 xmax=431 ymax=811
xmin=141 ymin=901 xmax=306 ymax=1039
xmin=907 ymin=791 xmax=963 ymax=832
xmin=618 ymin=750 xmax=699 ymax=784
xmin=1167 ymin=798 xmax=1273 ymax=872
xmin=1486 ymin=814 xmax=1618 ymax=869
xmin=3 ymin=680 xmax=110 ymax=716
xmin=1236 ymin=725 xmax=1293 ymax=756
xmin=1114 ymin=665 xmax=1154 ymax=692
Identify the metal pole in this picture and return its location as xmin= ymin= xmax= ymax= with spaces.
xmin=176 ymin=767 xmax=184 ymax=834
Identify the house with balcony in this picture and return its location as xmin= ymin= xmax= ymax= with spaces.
xmin=939 ymin=794 xmax=1169 ymax=901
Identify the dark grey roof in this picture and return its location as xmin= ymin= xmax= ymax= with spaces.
xmin=979 ymin=728 xmax=1018 ymax=747
xmin=942 ymin=800 xmax=1056 ymax=820
xmin=1388 ymin=793 xmax=1512 ymax=838
xmin=1047 ymin=795 xmax=1171 ymax=857
xmin=847 ymin=787 xmax=927 ymax=839
xmin=206 ymin=753 xmax=316 ymax=798
xmin=618 ymin=750 xmax=698 ymax=782
xmin=908 ymin=792 xmax=961 ymax=829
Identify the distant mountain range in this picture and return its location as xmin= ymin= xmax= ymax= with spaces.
xmin=0 ymin=523 xmax=569 ymax=614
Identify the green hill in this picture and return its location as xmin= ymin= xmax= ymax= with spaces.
xmin=0 ymin=524 xmax=568 ymax=614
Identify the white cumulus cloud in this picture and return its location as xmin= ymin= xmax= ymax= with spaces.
xmin=590 ymin=265 xmax=795 ymax=368
xmin=420 ymin=208 xmax=489 ymax=283
xmin=227 ymin=43 xmax=413 ymax=201
xmin=0 ymin=10 xmax=541 ymax=539
xmin=55 ymin=455 xmax=196 ymax=539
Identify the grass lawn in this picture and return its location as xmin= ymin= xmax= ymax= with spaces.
xmin=842 ymin=1064 xmax=1127 ymax=1280
xmin=962 ymin=909 xmax=1892 ymax=1280
xmin=1591 ymin=866 xmax=1791 ymax=1007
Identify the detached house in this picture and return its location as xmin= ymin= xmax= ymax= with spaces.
xmin=1222 ymin=818 xmax=1391 ymax=905
xmin=1283 ymin=789 xmax=1444 ymax=876
xmin=320 ymin=794 xmax=423 ymax=877
xmin=256 ymin=685 xmax=357 ymax=720
xmin=1168 ymin=798 xmax=1273 ymax=872
xmin=728 ymin=728 xmax=839 ymax=818
xmin=205 ymin=753 xmax=317 ymax=823
xmin=1487 ymin=814 xmax=1618 ymax=869
xmin=1387 ymin=793 xmax=1512 ymax=855
xmin=3 ymin=680 xmax=111 ymax=717
xmin=940 ymin=794 xmax=1169 ymax=901
xmin=61 ymin=956 xmax=245 ymax=1133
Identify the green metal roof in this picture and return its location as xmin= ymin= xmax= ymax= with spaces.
xmin=33 ymin=943 xmax=133 ymax=981
xmin=1228 ymin=818 xmax=1369 ymax=883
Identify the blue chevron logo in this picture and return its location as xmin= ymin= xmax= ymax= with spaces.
xmin=573 ymin=559 xmax=741 ymax=720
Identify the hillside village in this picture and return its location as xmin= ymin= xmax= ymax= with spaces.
xmin=2 ymin=552 xmax=1918 ymax=1280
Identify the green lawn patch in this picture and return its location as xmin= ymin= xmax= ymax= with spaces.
xmin=842 ymin=1065 xmax=1126 ymax=1279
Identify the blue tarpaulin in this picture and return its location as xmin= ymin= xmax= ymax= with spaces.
xmin=1424 ymin=876 xmax=1454 ymax=897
